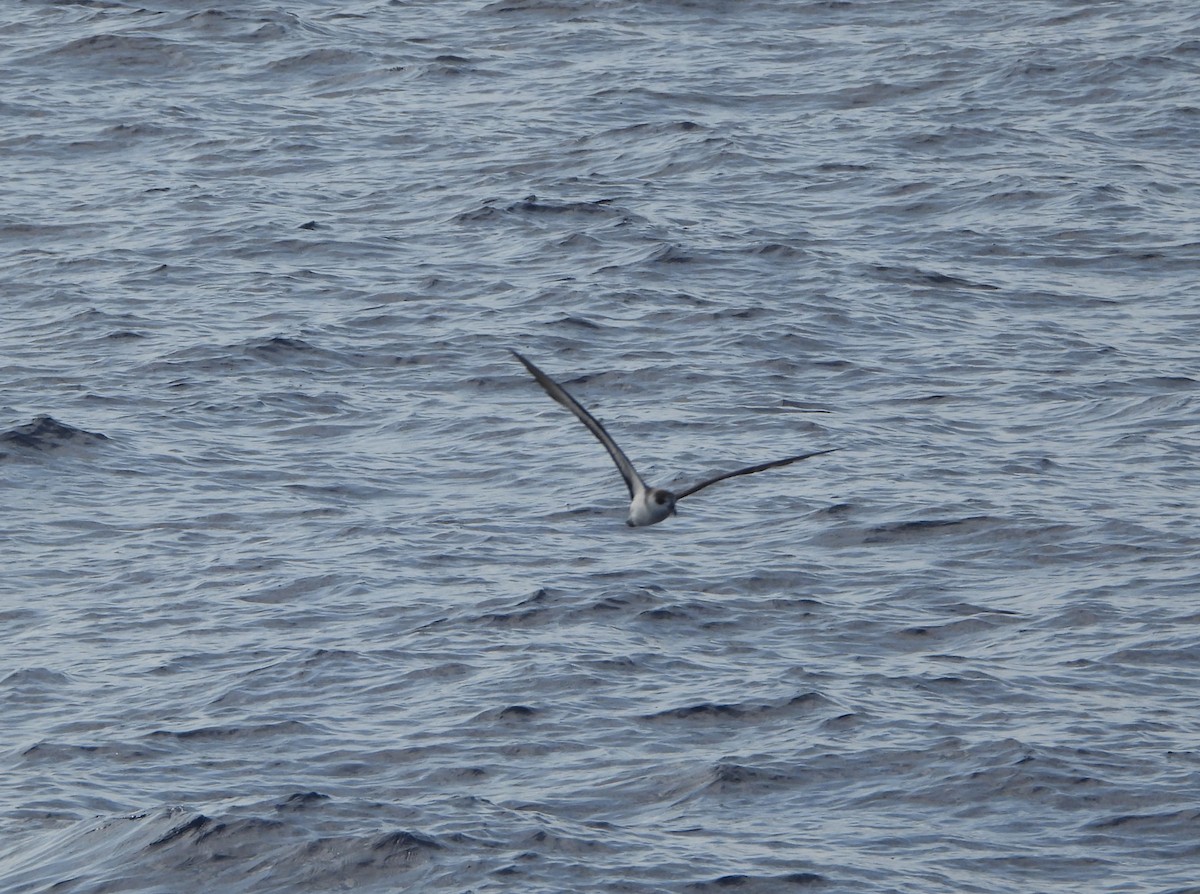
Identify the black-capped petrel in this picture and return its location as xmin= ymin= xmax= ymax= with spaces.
xmin=511 ymin=350 xmax=837 ymax=527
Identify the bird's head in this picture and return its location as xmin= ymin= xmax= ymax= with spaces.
xmin=653 ymin=488 xmax=677 ymax=517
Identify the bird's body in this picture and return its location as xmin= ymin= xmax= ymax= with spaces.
xmin=627 ymin=486 xmax=676 ymax=527
xmin=510 ymin=351 xmax=835 ymax=527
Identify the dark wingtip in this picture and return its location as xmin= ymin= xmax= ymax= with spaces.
xmin=794 ymin=447 xmax=839 ymax=461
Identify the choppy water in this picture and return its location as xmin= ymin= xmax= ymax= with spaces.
xmin=4 ymin=1 xmax=1200 ymax=892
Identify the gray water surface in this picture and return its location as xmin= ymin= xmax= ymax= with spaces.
xmin=3 ymin=2 xmax=1199 ymax=892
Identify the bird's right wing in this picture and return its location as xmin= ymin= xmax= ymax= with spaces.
xmin=511 ymin=350 xmax=645 ymax=498
xmin=675 ymin=448 xmax=838 ymax=501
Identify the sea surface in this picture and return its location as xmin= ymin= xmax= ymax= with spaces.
xmin=3 ymin=1 xmax=1199 ymax=892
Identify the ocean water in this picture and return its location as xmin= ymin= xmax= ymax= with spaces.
xmin=3 ymin=1 xmax=1199 ymax=892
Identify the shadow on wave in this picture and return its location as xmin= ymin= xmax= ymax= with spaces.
xmin=0 ymin=800 xmax=445 ymax=894
xmin=0 ymin=415 xmax=109 ymax=459
xmin=642 ymin=691 xmax=835 ymax=724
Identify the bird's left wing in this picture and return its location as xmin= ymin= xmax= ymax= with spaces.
xmin=510 ymin=350 xmax=646 ymax=499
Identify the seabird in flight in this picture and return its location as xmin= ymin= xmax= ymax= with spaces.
xmin=511 ymin=350 xmax=836 ymax=526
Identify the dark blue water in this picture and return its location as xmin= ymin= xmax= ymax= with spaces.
xmin=3 ymin=2 xmax=1199 ymax=892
